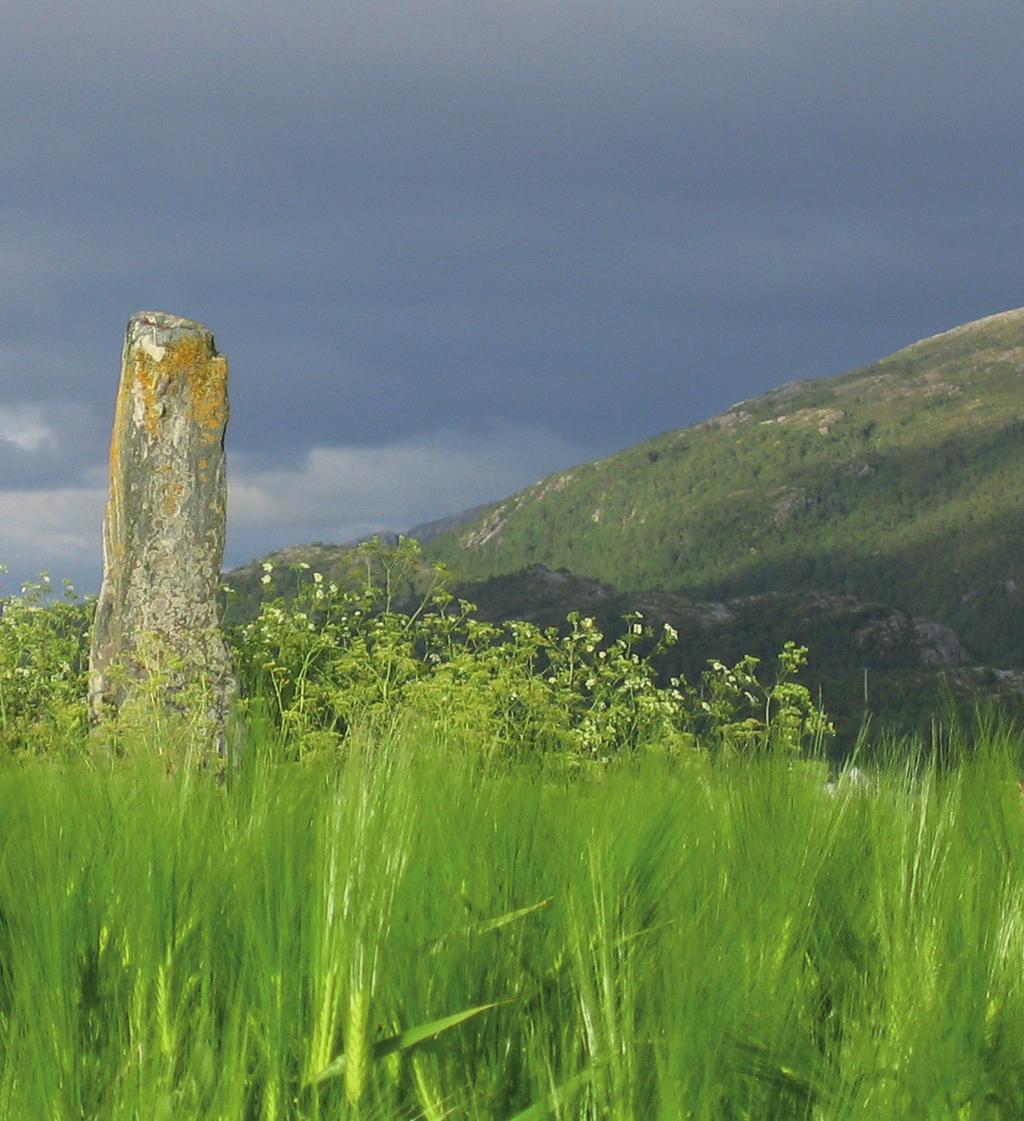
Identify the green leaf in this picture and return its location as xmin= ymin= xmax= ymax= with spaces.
xmin=504 ymin=1068 xmax=594 ymax=1121
xmin=426 ymin=897 xmax=553 ymax=954
xmin=476 ymin=897 xmax=553 ymax=935
xmin=306 ymin=1000 xmax=504 ymax=1086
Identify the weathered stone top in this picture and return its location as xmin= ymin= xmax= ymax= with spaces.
xmin=117 ymin=311 xmax=228 ymax=445
xmin=127 ymin=310 xmax=218 ymax=360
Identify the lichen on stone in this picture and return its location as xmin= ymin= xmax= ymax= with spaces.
xmin=89 ymin=311 xmax=236 ymax=752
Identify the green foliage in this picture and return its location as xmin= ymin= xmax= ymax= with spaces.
xmin=213 ymin=313 xmax=1024 ymax=743
xmin=228 ymin=538 xmax=831 ymax=761
xmin=696 ymin=641 xmax=833 ymax=755
xmin=1 ymin=541 xmax=830 ymax=761
xmin=11 ymin=309 xmax=1024 ymax=1115
xmin=0 ymin=569 xmax=91 ymax=752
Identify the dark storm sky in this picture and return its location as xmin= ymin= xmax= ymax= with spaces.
xmin=2 ymin=0 xmax=1023 ymax=591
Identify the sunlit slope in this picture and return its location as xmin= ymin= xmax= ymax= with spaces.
xmin=425 ymin=307 xmax=1024 ymax=664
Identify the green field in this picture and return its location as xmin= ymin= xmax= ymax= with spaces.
xmin=1 ymin=717 xmax=1024 ymax=1119
xmin=5 ymin=552 xmax=1024 ymax=1117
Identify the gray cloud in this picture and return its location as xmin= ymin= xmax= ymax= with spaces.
xmin=229 ymin=423 xmax=588 ymax=553
xmin=0 ymin=485 xmax=106 ymax=595
xmin=0 ymin=423 xmax=588 ymax=594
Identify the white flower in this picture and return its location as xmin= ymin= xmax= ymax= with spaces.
xmin=313 ymin=571 xmax=324 ymax=584
xmin=261 ymin=574 xmax=272 ymax=585
xmin=262 ymin=561 xmax=274 ymax=573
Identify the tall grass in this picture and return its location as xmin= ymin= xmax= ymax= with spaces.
xmin=1 ymin=721 xmax=1024 ymax=1118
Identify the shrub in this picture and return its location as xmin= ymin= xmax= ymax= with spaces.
xmin=227 ymin=538 xmax=832 ymax=760
xmin=0 ymin=542 xmax=832 ymax=759
xmin=0 ymin=570 xmax=92 ymax=752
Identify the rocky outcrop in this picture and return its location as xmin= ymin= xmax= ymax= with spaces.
xmin=854 ymin=612 xmax=967 ymax=667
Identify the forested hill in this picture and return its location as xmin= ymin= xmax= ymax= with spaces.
xmin=424 ymin=306 xmax=1024 ymax=668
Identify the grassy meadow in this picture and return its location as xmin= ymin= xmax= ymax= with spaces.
xmin=5 ymin=552 xmax=1024 ymax=1118
xmin=2 ymin=717 xmax=1024 ymax=1119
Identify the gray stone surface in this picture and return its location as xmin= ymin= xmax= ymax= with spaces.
xmin=89 ymin=311 xmax=235 ymax=744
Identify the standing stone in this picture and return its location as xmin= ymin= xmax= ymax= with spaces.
xmin=89 ymin=311 xmax=235 ymax=746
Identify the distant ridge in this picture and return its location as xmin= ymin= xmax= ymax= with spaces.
xmin=406 ymin=502 xmax=495 ymax=545
xmin=897 ymin=304 xmax=1024 ymax=351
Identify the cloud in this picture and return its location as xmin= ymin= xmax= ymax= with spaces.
xmin=1 ymin=425 xmax=587 ymax=592
xmin=0 ymin=398 xmax=109 ymax=488
xmin=0 ymin=486 xmax=106 ymax=593
xmin=0 ymin=406 xmax=54 ymax=452
xmin=226 ymin=425 xmax=587 ymax=562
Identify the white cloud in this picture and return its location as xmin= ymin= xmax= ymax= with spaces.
xmin=0 ymin=485 xmax=106 ymax=592
xmin=0 ymin=406 xmax=55 ymax=452
xmin=1 ymin=425 xmax=588 ymax=591
xmin=228 ymin=425 xmax=586 ymax=547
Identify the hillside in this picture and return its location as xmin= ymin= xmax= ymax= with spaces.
xmin=424 ymin=307 xmax=1024 ymax=669
xmin=223 ymin=307 xmax=1024 ymax=743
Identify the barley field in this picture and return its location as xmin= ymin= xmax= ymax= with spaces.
xmin=0 ymin=718 xmax=1022 ymax=1120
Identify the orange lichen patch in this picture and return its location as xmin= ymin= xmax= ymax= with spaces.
xmin=124 ymin=334 xmax=228 ymax=442
xmin=104 ymin=374 xmax=135 ymax=568
xmin=161 ymin=335 xmax=228 ymax=439
xmin=123 ymin=353 xmax=164 ymax=440
xmin=162 ymin=479 xmax=185 ymax=517
xmin=188 ymin=355 xmax=229 ymax=438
